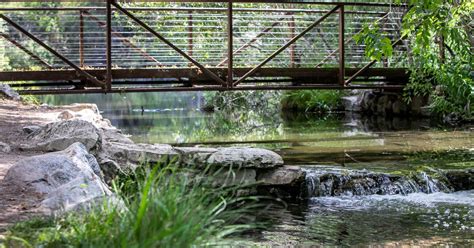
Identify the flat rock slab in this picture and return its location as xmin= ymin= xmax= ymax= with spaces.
xmin=257 ymin=165 xmax=305 ymax=186
xmin=104 ymin=142 xmax=179 ymax=166
xmin=206 ymin=147 xmax=284 ymax=169
xmin=4 ymin=143 xmax=112 ymax=213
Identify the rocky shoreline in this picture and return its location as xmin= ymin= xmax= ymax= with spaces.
xmin=0 ymin=86 xmax=472 ymax=233
xmin=0 ymin=96 xmax=305 ymax=231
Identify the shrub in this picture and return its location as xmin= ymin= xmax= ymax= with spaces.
xmin=281 ymin=90 xmax=345 ymax=113
xmin=3 ymin=165 xmax=262 ymax=248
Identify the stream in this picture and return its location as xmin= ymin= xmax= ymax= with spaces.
xmin=42 ymin=92 xmax=473 ymax=246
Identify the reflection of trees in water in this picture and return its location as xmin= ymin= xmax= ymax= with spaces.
xmin=42 ymin=92 xmax=445 ymax=144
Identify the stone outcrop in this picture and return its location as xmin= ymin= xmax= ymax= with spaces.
xmin=4 ymin=143 xmax=115 ymax=213
xmin=14 ymin=106 xmax=303 ymax=201
xmin=257 ymin=165 xmax=306 ymax=199
xmin=20 ymin=120 xmax=102 ymax=152
xmin=0 ymin=142 xmax=11 ymax=153
xmin=101 ymin=142 xmax=179 ymax=172
xmin=22 ymin=125 xmax=42 ymax=134
xmin=344 ymin=90 xmax=430 ymax=117
xmin=303 ymin=167 xmax=474 ymax=197
xmin=0 ymin=84 xmax=21 ymax=101
xmin=257 ymin=165 xmax=305 ymax=186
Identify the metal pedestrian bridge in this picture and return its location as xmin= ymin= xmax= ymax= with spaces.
xmin=0 ymin=1 xmax=410 ymax=95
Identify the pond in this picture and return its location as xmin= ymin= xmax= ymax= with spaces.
xmin=42 ymin=92 xmax=474 ymax=246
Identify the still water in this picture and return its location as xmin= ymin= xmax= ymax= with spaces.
xmin=42 ymin=92 xmax=473 ymax=246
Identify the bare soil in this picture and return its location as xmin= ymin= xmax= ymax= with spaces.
xmin=0 ymin=99 xmax=71 ymax=232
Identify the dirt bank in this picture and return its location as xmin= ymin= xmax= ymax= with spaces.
xmin=0 ymin=99 xmax=102 ymax=232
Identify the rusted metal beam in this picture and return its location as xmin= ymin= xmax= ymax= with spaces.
xmin=227 ymin=1 xmax=233 ymax=87
xmin=289 ymin=13 xmax=296 ymax=68
xmin=9 ymin=77 xmax=403 ymax=89
xmin=0 ymin=33 xmax=52 ymax=69
xmin=345 ymin=36 xmax=406 ymax=85
xmin=83 ymin=11 xmax=163 ymax=67
xmin=338 ymin=5 xmax=345 ymax=86
xmin=315 ymin=12 xmax=389 ymax=68
xmin=112 ymin=1 xmax=227 ymax=87
xmin=0 ymin=67 xmax=408 ymax=82
xmin=233 ymin=5 xmax=340 ymax=86
xmin=79 ymin=10 xmax=85 ymax=67
xmin=0 ymin=14 xmax=105 ymax=88
xmin=216 ymin=16 xmax=285 ymax=67
xmin=17 ymin=84 xmax=406 ymax=96
xmin=187 ymin=10 xmax=193 ymax=58
xmin=105 ymin=0 xmax=113 ymax=91
xmin=0 ymin=3 xmax=406 ymax=12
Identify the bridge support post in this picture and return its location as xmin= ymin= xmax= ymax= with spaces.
xmin=227 ymin=0 xmax=233 ymax=88
xmin=106 ymin=0 xmax=113 ymax=91
xmin=289 ymin=13 xmax=295 ymax=68
xmin=338 ymin=5 xmax=345 ymax=86
xmin=79 ymin=10 xmax=85 ymax=68
xmin=188 ymin=10 xmax=193 ymax=62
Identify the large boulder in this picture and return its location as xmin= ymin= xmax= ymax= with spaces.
xmin=4 ymin=143 xmax=114 ymax=213
xmin=206 ymin=147 xmax=284 ymax=169
xmin=0 ymin=84 xmax=21 ymax=101
xmin=20 ymin=120 xmax=102 ymax=152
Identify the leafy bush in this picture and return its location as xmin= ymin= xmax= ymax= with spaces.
xmin=3 ymin=165 xmax=262 ymax=248
xmin=357 ymin=0 xmax=473 ymax=120
xmin=281 ymin=90 xmax=345 ymax=113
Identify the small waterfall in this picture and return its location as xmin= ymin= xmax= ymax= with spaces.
xmin=303 ymin=167 xmax=453 ymax=198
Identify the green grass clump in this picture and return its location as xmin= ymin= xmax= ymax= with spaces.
xmin=2 ymin=165 xmax=261 ymax=248
xmin=281 ymin=90 xmax=345 ymax=113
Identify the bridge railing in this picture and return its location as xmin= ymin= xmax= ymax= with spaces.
xmin=0 ymin=1 xmax=409 ymax=93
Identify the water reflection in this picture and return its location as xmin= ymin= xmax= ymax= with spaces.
xmin=41 ymin=93 xmax=472 ymax=154
xmin=41 ymin=92 xmax=474 ymax=246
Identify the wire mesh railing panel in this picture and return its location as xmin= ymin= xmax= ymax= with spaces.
xmin=0 ymin=1 xmax=410 ymax=91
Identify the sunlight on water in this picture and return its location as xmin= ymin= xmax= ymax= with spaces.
xmin=42 ymin=93 xmax=474 ymax=246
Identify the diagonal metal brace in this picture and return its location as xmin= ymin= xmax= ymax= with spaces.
xmin=0 ymin=32 xmax=53 ymax=69
xmin=0 ymin=14 xmax=105 ymax=88
xmin=112 ymin=2 xmax=226 ymax=86
xmin=217 ymin=16 xmax=287 ymax=67
xmin=233 ymin=5 xmax=340 ymax=87
xmin=315 ymin=12 xmax=390 ymax=68
xmin=345 ymin=35 xmax=406 ymax=85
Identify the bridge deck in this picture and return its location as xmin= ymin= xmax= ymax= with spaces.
xmin=0 ymin=1 xmax=409 ymax=94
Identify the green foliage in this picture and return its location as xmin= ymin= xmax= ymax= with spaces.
xmin=281 ymin=90 xmax=345 ymax=113
xmin=3 ymin=164 xmax=262 ymax=248
xmin=401 ymin=0 xmax=473 ymax=118
xmin=358 ymin=0 xmax=473 ymax=119
xmin=354 ymin=25 xmax=393 ymax=61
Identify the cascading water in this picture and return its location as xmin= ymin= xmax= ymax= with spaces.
xmin=303 ymin=167 xmax=453 ymax=197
